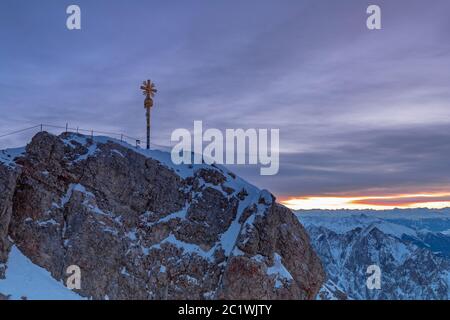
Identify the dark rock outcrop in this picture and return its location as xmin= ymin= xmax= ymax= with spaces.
xmin=0 ymin=132 xmax=325 ymax=299
xmin=0 ymin=153 xmax=21 ymax=279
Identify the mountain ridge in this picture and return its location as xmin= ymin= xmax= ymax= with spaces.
xmin=0 ymin=131 xmax=324 ymax=300
xmin=298 ymin=209 xmax=450 ymax=300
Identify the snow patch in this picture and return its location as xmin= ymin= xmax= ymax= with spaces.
xmin=146 ymin=208 xmax=188 ymax=227
xmin=60 ymin=183 xmax=94 ymax=208
xmin=0 ymin=246 xmax=84 ymax=300
xmin=0 ymin=147 xmax=25 ymax=168
xmin=267 ymin=253 xmax=293 ymax=289
xmin=220 ymin=187 xmax=260 ymax=256
xmin=150 ymin=234 xmax=217 ymax=262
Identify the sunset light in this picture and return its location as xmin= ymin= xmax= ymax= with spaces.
xmin=281 ymin=193 xmax=450 ymax=210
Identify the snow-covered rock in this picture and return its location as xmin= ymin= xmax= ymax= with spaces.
xmin=298 ymin=210 xmax=450 ymax=300
xmin=0 ymin=132 xmax=324 ymax=300
xmin=0 ymin=246 xmax=83 ymax=300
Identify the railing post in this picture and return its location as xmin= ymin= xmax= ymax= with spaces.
xmin=0 ymin=124 xmax=159 ymax=152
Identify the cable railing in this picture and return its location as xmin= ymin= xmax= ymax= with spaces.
xmin=0 ymin=123 xmax=171 ymax=150
xmin=0 ymin=125 xmax=42 ymax=139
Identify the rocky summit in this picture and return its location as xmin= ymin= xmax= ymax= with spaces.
xmin=0 ymin=132 xmax=324 ymax=300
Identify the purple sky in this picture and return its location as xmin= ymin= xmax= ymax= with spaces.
xmin=1 ymin=0 xmax=450 ymax=200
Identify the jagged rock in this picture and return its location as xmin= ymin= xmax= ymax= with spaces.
xmin=317 ymin=280 xmax=348 ymax=300
xmin=299 ymin=212 xmax=450 ymax=300
xmin=219 ymin=204 xmax=324 ymax=299
xmin=0 ymin=132 xmax=325 ymax=299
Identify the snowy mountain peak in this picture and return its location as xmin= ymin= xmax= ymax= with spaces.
xmin=0 ymin=131 xmax=324 ymax=300
xmin=298 ymin=210 xmax=450 ymax=300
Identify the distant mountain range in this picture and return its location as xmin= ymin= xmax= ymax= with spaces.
xmin=297 ymin=209 xmax=450 ymax=300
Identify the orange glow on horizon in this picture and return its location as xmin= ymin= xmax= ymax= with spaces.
xmin=281 ymin=193 xmax=450 ymax=210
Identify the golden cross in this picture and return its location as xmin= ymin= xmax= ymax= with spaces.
xmin=140 ymin=80 xmax=157 ymax=98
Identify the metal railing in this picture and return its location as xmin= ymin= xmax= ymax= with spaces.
xmin=0 ymin=123 xmax=170 ymax=150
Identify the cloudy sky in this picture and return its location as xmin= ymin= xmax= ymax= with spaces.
xmin=1 ymin=0 xmax=450 ymax=209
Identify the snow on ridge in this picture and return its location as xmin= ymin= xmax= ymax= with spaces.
xmin=297 ymin=207 xmax=450 ymax=240
xmin=1 ymin=132 xmax=262 ymax=209
xmin=0 ymin=147 xmax=25 ymax=168
xmin=220 ymin=187 xmax=263 ymax=256
xmin=373 ymin=220 xmax=417 ymax=238
xmin=149 ymin=234 xmax=218 ymax=262
xmin=299 ymin=213 xmax=417 ymax=239
xmin=143 ymin=187 xmax=272 ymax=262
xmin=266 ymin=253 xmax=293 ymax=288
xmin=296 ymin=208 xmax=450 ymax=220
xmin=61 ymin=132 xmax=206 ymax=178
xmin=2 ymin=132 xmax=274 ymax=274
xmin=60 ymin=132 xmax=259 ymax=191
xmin=0 ymin=246 xmax=84 ymax=300
xmin=146 ymin=208 xmax=188 ymax=227
xmin=60 ymin=132 xmax=267 ymax=258
xmin=58 ymin=183 xmax=94 ymax=208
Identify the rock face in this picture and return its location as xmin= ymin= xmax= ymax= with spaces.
xmin=299 ymin=211 xmax=450 ymax=300
xmin=0 ymin=132 xmax=324 ymax=299
xmin=317 ymin=280 xmax=348 ymax=300
xmin=0 ymin=151 xmax=22 ymax=279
